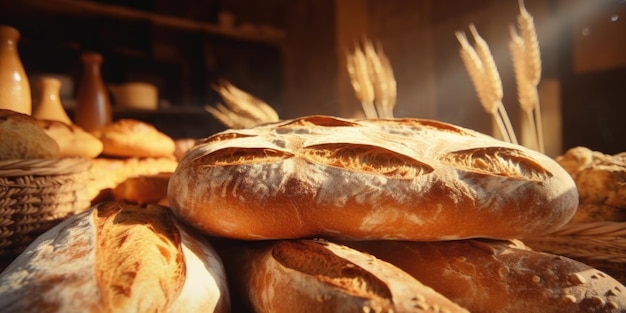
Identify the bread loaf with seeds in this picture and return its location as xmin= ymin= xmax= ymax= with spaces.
xmin=345 ymin=239 xmax=626 ymax=313
xmin=0 ymin=202 xmax=230 ymax=313
xmin=222 ymin=239 xmax=469 ymax=313
xmin=168 ymin=115 xmax=578 ymax=240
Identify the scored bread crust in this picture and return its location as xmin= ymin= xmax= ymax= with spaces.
xmin=345 ymin=239 xmax=626 ymax=313
xmin=168 ymin=115 xmax=579 ymax=240
xmin=0 ymin=202 xmax=230 ymax=313
xmin=223 ymin=239 xmax=469 ymax=313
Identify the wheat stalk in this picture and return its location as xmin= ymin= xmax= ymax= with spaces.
xmin=206 ymin=81 xmax=279 ymax=129
xmin=346 ymin=44 xmax=377 ymax=118
xmin=511 ymin=0 xmax=544 ymax=153
xmin=469 ymin=24 xmax=517 ymax=144
xmin=510 ymin=26 xmax=539 ymax=151
xmin=376 ymin=44 xmax=397 ymax=118
xmin=363 ymin=40 xmax=396 ymax=118
xmin=455 ymin=31 xmax=491 ymax=113
xmin=510 ymin=27 xmax=534 ymax=114
xmin=456 ymin=27 xmax=517 ymax=144
xmin=468 ymin=25 xmax=503 ymax=111
xmin=205 ymin=104 xmax=247 ymax=129
xmin=222 ymin=81 xmax=279 ymax=122
xmin=517 ymin=0 xmax=542 ymax=86
xmin=213 ymin=81 xmax=279 ymax=123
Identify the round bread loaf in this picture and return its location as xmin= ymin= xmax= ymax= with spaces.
xmin=0 ymin=202 xmax=230 ymax=313
xmin=0 ymin=109 xmax=59 ymax=159
xmin=168 ymin=115 xmax=579 ymax=240
xmin=37 ymin=118 xmax=103 ymax=158
xmin=92 ymin=119 xmax=175 ymax=158
xmin=345 ymin=239 xmax=626 ymax=313
xmin=222 ymin=239 xmax=469 ymax=313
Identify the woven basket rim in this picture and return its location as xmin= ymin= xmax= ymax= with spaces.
xmin=0 ymin=157 xmax=91 ymax=177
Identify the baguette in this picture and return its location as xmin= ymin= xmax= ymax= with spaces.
xmin=168 ymin=115 xmax=578 ymax=240
xmin=0 ymin=202 xmax=230 ymax=313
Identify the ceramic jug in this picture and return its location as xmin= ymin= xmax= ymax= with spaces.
xmin=32 ymin=76 xmax=72 ymax=124
xmin=0 ymin=25 xmax=31 ymax=114
xmin=74 ymin=52 xmax=112 ymax=132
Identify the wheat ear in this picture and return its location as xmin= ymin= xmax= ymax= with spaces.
xmin=455 ymin=32 xmax=491 ymax=113
xmin=469 ymin=24 xmax=517 ymax=144
xmin=205 ymin=103 xmax=248 ymax=129
xmin=374 ymin=43 xmax=397 ymax=118
xmin=518 ymin=0 xmax=542 ymax=86
xmin=363 ymin=40 xmax=396 ymax=118
xmin=514 ymin=0 xmax=544 ymax=152
xmin=222 ymin=81 xmax=279 ymax=123
xmin=346 ymin=45 xmax=377 ymax=118
xmin=213 ymin=81 xmax=278 ymax=123
xmin=510 ymin=26 xmax=540 ymax=150
xmin=457 ymin=27 xmax=517 ymax=144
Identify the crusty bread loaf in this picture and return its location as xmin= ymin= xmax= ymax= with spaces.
xmin=92 ymin=119 xmax=175 ymax=158
xmin=168 ymin=115 xmax=578 ymax=240
xmin=345 ymin=239 xmax=626 ymax=313
xmin=556 ymin=146 xmax=626 ymax=223
xmin=222 ymin=239 xmax=469 ymax=313
xmin=0 ymin=202 xmax=230 ymax=313
xmin=0 ymin=109 xmax=59 ymax=159
xmin=36 ymin=118 xmax=103 ymax=158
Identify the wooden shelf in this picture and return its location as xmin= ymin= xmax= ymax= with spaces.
xmin=15 ymin=0 xmax=286 ymax=47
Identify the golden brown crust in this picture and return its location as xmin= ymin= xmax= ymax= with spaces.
xmin=93 ymin=119 xmax=175 ymax=158
xmin=93 ymin=202 xmax=185 ymax=311
xmin=0 ymin=109 xmax=59 ymax=159
xmin=223 ymin=239 xmax=469 ymax=313
xmin=346 ymin=239 xmax=626 ymax=313
xmin=168 ymin=115 xmax=579 ymax=240
xmin=37 ymin=119 xmax=103 ymax=158
xmin=0 ymin=202 xmax=230 ymax=312
xmin=556 ymin=146 xmax=626 ymax=223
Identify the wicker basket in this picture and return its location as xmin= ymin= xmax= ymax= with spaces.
xmin=0 ymin=158 xmax=92 ymax=269
xmin=525 ymin=222 xmax=626 ymax=284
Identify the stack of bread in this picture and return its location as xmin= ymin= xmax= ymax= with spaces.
xmin=2 ymin=115 xmax=625 ymax=312
xmin=164 ymin=115 xmax=623 ymax=312
xmin=554 ymin=146 xmax=626 ymax=223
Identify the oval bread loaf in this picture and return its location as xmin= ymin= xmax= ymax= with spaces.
xmin=345 ymin=239 xmax=626 ymax=313
xmin=168 ymin=115 xmax=579 ymax=240
xmin=222 ymin=239 xmax=469 ymax=313
xmin=92 ymin=119 xmax=175 ymax=158
xmin=0 ymin=202 xmax=230 ymax=313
